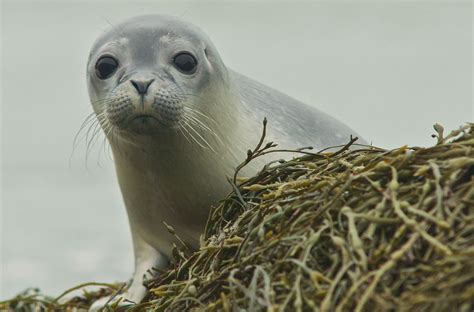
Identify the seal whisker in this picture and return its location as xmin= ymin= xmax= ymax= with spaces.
xmin=85 ymin=120 xmax=103 ymax=164
xmin=182 ymin=116 xmax=216 ymax=152
xmin=72 ymin=110 xmax=109 ymax=167
xmin=96 ymin=111 xmax=109 ymax=128
xmin=178 ymin=92 xmax=205 ymax=101
xmin=177 ymin=123 xmax=192 ymax=145
xmin=99 ymin=115 xmax=115 ymax=138
xmin=91 ymin=98 xmax=114 ymax=107
xmin=73 ymin=112 xmax=96 ymax=142
xmin=99 ymin=133 xmax=109 ymax=161
xmin=70 ymin=111 xmax=98 ymax=167
xmin=179 ymin=120 xmax=209 ymax=150
xmin=184 ymin=111 xmax=213 ymax=132
xmin=97 ymin=110 xmax=119 ymax=160
xmin=102 ymin=119 xmax=124 ymax=156
xmin=92 ymin=116 xmax=109 ymax=166
xmin=85 ymin=110 xmax=109 ymax=157
xmin=104 ymin=123 xmax=118 ymax=160
xmin=99 ymin=118 xmax=115 ymax=161
xmin=183 ymin=106 xmax=219 ymax=126
xmin=73 ymin=111 xmax=104 ymax=147
xmin=97 ymin=114 xmax=119 ymax=157
xmin=184 ymin=111 xmax=223 ymax=146
xmin=83 ymin=119 xmax=99 ymax=168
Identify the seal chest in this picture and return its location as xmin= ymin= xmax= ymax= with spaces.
xmin=86 ymin=14 xmax=365 ymax=310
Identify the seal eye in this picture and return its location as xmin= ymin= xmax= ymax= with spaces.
xmin=95 ymin=56 xmax=118 ymax=79
xmin=173 ymin=52 xmax=197 ymax=74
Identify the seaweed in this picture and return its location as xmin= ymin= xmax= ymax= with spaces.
xmin=2 ymin=122 xmax=473 ymax=311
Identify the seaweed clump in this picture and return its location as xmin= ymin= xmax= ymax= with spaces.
xmin=2 ymin=122 xmax=473 ymax=311
xmin=141 ymin=122 xmax=474 ymax=311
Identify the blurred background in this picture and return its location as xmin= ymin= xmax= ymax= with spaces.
xmin=1 ymin=0 xmax=472 ymax=299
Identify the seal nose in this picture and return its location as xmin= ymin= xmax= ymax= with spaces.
xmin=130 ymin=79 xmax=154 ymax=95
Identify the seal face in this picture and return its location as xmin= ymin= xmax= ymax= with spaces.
xmin=87 ymin=15 xmax=227 ymax=138
xmin=86 ymin=14 xmax=366 ymax=310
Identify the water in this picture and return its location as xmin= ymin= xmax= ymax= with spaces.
xmin=1 ymin=0 xmax=471 ymax=299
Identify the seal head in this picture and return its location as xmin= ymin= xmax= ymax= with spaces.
xmin=87 ymin=15 xmax=229 ymax=137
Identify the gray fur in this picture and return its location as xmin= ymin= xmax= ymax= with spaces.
xmin=232 ymin=70 xmax=366 ymax=149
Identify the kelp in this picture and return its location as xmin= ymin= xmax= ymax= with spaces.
xmin=2 ymin=122 xmax=473 ymax=311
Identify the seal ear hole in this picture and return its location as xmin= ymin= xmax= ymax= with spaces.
xmin=204 ymin=48 xmax=209 ymax=59
xmin=95 ymin=56 xmax=119 ymax=80
xmin=173 ymin=52 xmax=198 ymax=75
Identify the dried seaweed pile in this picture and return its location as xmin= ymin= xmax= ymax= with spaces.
xmin=2 ymin=123 xmax=473 ymax=312
xmin=141 ymin=123 xmax=474 ymax=312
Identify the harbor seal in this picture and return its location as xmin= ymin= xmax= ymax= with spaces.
xmin=86 ymin=14 xmax=365 ymax=310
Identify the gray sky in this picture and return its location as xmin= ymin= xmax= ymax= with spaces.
xmin=1 ymin=0 xmax=472 ymax=298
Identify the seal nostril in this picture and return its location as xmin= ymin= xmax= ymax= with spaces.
xmin=130 ymin=79 xmax=154 ymax=95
